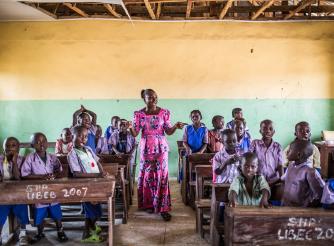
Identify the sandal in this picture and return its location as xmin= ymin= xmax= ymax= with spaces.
xmin=81 ymin=233 xmax=104 ymax=243
xmin=161 ymin=212 xmax=172 ymax=221
xmin=57 ymin=231 xmax=68 ymax=242
xmin=94 ymin=225 xmax=102 ymax=234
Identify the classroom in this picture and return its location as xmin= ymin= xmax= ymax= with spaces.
xmin=0 ymin=0 xmax=334 ymax=245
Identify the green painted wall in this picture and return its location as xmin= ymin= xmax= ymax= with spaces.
xmin=1 ymin=99 xmax=333 ymax=177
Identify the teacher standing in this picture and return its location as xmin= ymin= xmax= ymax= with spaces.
xmin=129 ymin=89 xmax=185 ymax=221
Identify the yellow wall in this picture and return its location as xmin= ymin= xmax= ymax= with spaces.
xmin=0 ymin=20 xmax=333 ymax=100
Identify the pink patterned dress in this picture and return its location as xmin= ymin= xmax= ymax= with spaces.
xmin=133 ymin=108 xmax=172 ymax=213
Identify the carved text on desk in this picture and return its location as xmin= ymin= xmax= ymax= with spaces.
xmin=278 ymin=217 xmax=334 ymax=241
xmin=26 ymin=184 xmax=89 ymax=200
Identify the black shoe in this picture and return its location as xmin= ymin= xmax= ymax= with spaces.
xmin=31 ymin=233 xmax=45 ymax=244
xmin=57 ymin=231 xmax=68 ymax=242
xmin=161 ymin=212 xmax=172 ymax=221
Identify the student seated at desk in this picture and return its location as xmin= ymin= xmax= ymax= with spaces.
xmin=282 ymin=139 xmax=324 ymax=207
xmin=110 ymin=119 xmax=136 ymax=172
xmin=207 ymin=115 xmax=224 ymax=153
xmin=72 ymin=105 xmax=98 ymax=153
xmin=233 ymin=118 xmax=251 ymax=154
xmin=95 ymin=125 xmax=109 ymax=155
xmin=67 ymin=126 xmax=108 ymax=243
xmin=251 ymin=120 xmax=283 ymax=187
xmin=21 ymin=132 xmax=68 ymax=243
xmin=283 ymin=121 xmax=321 ymax=171
xmin=183 ymin=110 xmax=208 ymax=155
xmin=0 ymin=137 xmax=29 ymax=246
xmin=104 ymin=115 xmax=120 ymax=149
xmin=213 ymin=129 xmax=241 ymax=184
xmin=228 ymin=152 xmax=271 ymax=208
xmin=55 ymin=128 xmax=73 ymax=155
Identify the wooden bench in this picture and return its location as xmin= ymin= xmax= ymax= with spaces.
xmin=225 ymin=207 xmax=334 ymax=246
xmin=187 ymin=153 xmax=215 ymax=207
xmin=315 ymin=141 xmax=334 ymax=179
xmin=195 ymin=165 xmax=213 ymax=238
xmin=0 ymin=178 xmax=116 ymax=245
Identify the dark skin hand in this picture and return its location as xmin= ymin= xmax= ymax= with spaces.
xmin=72 ymin=105 xmax=97 ymax=127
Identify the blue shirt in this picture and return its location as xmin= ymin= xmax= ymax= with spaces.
xmin=183 ymin=124 xmax=208 ymax=153
xmin=237 ymin=132 xmax=252 ymax=154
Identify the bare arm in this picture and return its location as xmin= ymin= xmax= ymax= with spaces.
xmin=196 ymin=144 xmax=207 ymax=154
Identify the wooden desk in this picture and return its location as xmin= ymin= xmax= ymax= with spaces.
xmin=0 ymin=178 xmax=115 ymax=246
xmin=210 ymin=183 xmax=230 ymax=246
xmin=225 ymin=207 xmax=334 ymax=246
xmin=315 ymin=141 xmax=334 ymax=178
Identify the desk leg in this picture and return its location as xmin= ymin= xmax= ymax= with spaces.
xmin=108 ymin=196 xmax=114 ymax=246
xmin=321 ymin=148 xmax=329 ymax=179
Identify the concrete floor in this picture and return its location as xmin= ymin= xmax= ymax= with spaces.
xmin=6 ymin=179 xmax=210 ymax=246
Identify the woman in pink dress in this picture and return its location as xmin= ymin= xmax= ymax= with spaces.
xmin=129 ymin=89 xmax=185 ymax=221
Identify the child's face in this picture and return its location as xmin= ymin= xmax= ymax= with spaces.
xmin=191 ymin=112 xmax=201 ymax=125
xmin=33 ymin=134 xmax=48 ymax=154
xmin=234 ymin=111 xmax=243 ymax=120
xmin=295 ymin=124 xmax=310 ymax=140
xmin=213 ymin=118 xmax=224 ymax=130
xmin=241 ymin=158 xmax=258 ymax=180
xmin=120 ymin=121 xmax=128 ymax=132
xmin=260 ymin=122 xmax=275 ymax=139
xmin=234 ymin=121 xmax=245 ymax=138
xmin=79 ymin=114 xmax=91 ymax=129
xmin=223 ymin=133 xmax=237 ymax=151
xmin=61 ymin=129 xmax=72 ymax=143
xmin=74 ymin=129 xmax=88 ymax=148
xmin=96 ymin=126 xmax=102 ymax=139
xmin=112 ymin=117 xmax=120 ymax=129
xmin=4 ymin=139 xmax=19 ymax=157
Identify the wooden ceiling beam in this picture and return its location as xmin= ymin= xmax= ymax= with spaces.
xmin=26 ymin=3 xmax=57 ymax=19
xmin=251 ymin=0 xmax=276 ymax=20
xmin=63 ymin=3 xmax=89 ymax=17
xmin=156 ymin=3 xmax=162 ymax=19
xmin=219 ymin=0 xmax=234 ymax=19
xmin=284 ymin=0 xmax=316 ymax=19
xmin=186 ymin=0 xmax=192 ymax=18
xmin=103 ymin=3 xmax=122 ymax=18
xmin=143 ymin=0 xmax=156 ymax=19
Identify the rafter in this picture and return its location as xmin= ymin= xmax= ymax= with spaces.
xmin=143 ymin=0 xmax=156 ymax=19
xmin=186 ymin=0 xmax=193 ymax=18
xmin=284 ymin=0 xmax=316 ymax=19
xmin=103 ymin=3 xmax=122 ymax=18
xmin=63 ymin=3 xmax=89 ymax=18
xmin=156 ymin=3 xmax=162 ymax=19
xmin=219 ymin=0 xmax=234 ymax=19
xmin=251 ymin=0 xmax=276 ymax=20
xmin=26 ymin=3 xmax=57 ymax=19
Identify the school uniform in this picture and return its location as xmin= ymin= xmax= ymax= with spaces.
xmin=321 ymin=179 xmax=334 ymax=208
xmin=229 ymin=174 xmax=270 ymax=206
xmin=0 ymin=155 xmax=29 ymax=227
xmin=20 ymin=153 xmax=63 ymax=225
xmin=104 ymin=126 xmax=119 ymax=151
xmin=96 ymin=137 xmax=109 ymax=155
xmin=282 ymin=161 xmax=324 ymax=207
xmin=212 ymin=148 xmax=241 ymax=183
xmin=55 ymin=139 xmax=73 ymax=155
xmin=237 ymin=132 xmax=252 ymax=154
xmin=208 ymin=130 xmax=223 ymax=153
xmin=67 ymin=146 xmax=102 ymax=220
xmin=182 ymin=124 xmax=209 ymax=153
xmin=251 ymin=139 xmax=283 ymax=184
xmin=110 ymin=131 xmax=136 ymax=163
